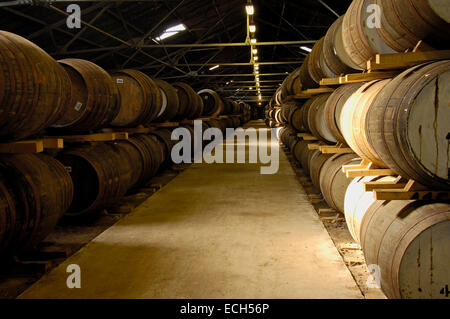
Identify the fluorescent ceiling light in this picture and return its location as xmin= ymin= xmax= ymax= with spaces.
xmin=246 ymin=5 xmax=254 ymax=15
xmin=154 ymin=23 xmax=187 ymax=41
xmin=249 ymin=25 xmax=256 ymax=33
xmin=209 ymin=65 xmax=219 ymax=70
xmin=166 ymin=24 xmax=186 ymax=32
xmin=300 ymin=46 xmax=312 ymax=52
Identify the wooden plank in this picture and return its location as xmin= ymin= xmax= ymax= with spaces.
xmin=113 ymin=132 xmax=129 ymax=140
xmin=301 ymin=87 xmax=335 ymax=95
xmin=42 ymin=138 xmax=64 ymax=149
xmin=346 ymin=168 xmax=395 ymax=178
xmin=344 ymin=71 xmax=399 ymax=83
xmin=62 ymin=132 xmax=118 ymax=142
xmin=319 ymin=145 xmax=354 ymax=154
xmin=151 ymin=122 xmax=180 ymax=128
xmin=339 ymin=243 xmax=361 ymax=250
xmin=104 ymin=127 xmax=156 ymax=134
xmin=374 ymin=190 xmax=450 ymax=201
xmin=342 ymin=159 xmax=371 ymax=173
xmin=319 ymin=77 xmax=342 ymax=86
xmin=364 ymin=181 xmax=406 ymax=192
xmin=367 ymin=50 xmax=450 ymax=71
xmin=320 ymin=71 xmax=398 ymax=86
xmin=318 ymin=208 xmax=338 ymax=215
xmin=307 ymin=143 xmax=322 ymax=150
xmin=297 ymin=133 xmax=318 ymax=141
xmin=0 ymin=140 xmax=44 ymax=153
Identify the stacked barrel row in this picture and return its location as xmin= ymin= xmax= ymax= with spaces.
xmin=0 ymin=30 xmax=250 ymax=141
xmin=275 ymin=0 xmax=449 ymax=96
xmin=281 ymin=61 xmax=450 ymax=190
xmin=0 ymin=30 xmax=251 ymax=257
xmin=276 ymin=64 xmax=449 ymax=298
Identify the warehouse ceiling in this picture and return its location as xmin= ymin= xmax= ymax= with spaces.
xmin=0 ymin=0 xmax=352 ymax=101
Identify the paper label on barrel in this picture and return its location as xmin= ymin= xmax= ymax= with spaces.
xmin=65 ymin=166 xmax=72 ymax=173
xmin=116 ymin=78 xmax=124 ymax=84
xmin=74 ymin=102 xmax=82 ymax=111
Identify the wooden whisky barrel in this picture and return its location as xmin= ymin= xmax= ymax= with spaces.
xmin=366 ymin=61 xmax=450 ymax=188
xmin=375 ymin=0 xmax=450 ymax=52
xmin=281 ymin=67 xmax=302 ymax=99
xmin=340 ymin=79 xmax=390 ymax=168
xmin=341 ymin=0 xmax=396 ymax=70
xmin=322 ymin=16 xmax=355 ymax=76
xmin=0 ymin=177 xmax=15 ymax=254
xmin=53 ymin=59 xmax=119 ymax=132
xmin=319 ymin=153 xmax=360 ymax=213
xmin=344 ymin=175 xmax=398 ymax=243
xmin=154 ymin=79 xmax=180 ymax=122
xmin=288 ymin=101 xmax=305 ymax=132
xmin=0 ymin=31 xmax=71 ymax=141
xmin=307 ymin=93 xmax=336 ymax=143
xmin=0 ymin=154 xmax=73 ymax=253
xmin=309 ymin=153 xmax=333 ymax=188
xmin=359 ymin=199 xmax=450 ymax=299
xmin=299 ymin=54 xmax=318 ymax=89
xmin=173 ymin=83 xmax=203 ymax=119
xmin=308 ymin=38 xmax=328 ymax=84
xmin=110 ymin=69 xmax=162 ymax=127
xmin=292 ymin=140 xmax=309 ymax=169
xmin=274 ymin=88 xmax=284 ymax=105
xmin=150 ymin=129 xmax=176 ymax=164
xmin=198 ymin=89 xmax=224 ymax=117
xmin=323 ymin=83 xmax=364 ymax=144
xmin=57 ymin=142 xmax=134 ymax=216
xmin=300 ymin=96 xmax=318 ymax=133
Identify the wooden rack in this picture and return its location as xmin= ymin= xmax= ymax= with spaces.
xmin=0 ymin=138 xmax=63 ymax=154
xmin=364 ymin=178 xmax=449 ymax=201
xmin=342 ymin=159 xmax=395 ymax=178
xmin=306 ymin=142 xmax=353 ymax=154
xmin=102 ymin=126 xmax=156 ymax=135
xmin=320 ymin=49 xmax=450 ymax=86
xmin=297 ymin=133 xmax=318 ymax=141
xmin=320 ymin=70 xmax=399 ymax=86
xmin=60 ymin=132 xmax=129 ymax=143
xmin=150 ymin=122 xmax=180 ymax=128
xmin=367 ymin=49 xmax=450 ymax=72
xmin=319 ymin=143 xmax=353 ymax=154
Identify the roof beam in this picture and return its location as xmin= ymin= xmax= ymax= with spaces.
xmin=141 ymin=40 xmax=316 ymax=48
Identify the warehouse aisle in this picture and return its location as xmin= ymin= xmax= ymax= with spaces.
xmin=20 ymin=120 xmax=362 ymax=299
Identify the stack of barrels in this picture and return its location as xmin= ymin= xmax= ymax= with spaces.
xmin=274 ymin=0 xmax=449 ymax=299
xmin=279 ymin=0 xmax=449 ymax=93
xmin=264 ymin=89 xmax=284 ymax=127
xmin=0 ymin=30 xmax=251 ymax=256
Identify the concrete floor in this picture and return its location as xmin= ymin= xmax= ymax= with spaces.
xmin=19 ymin=121 xmax=362 ymax=299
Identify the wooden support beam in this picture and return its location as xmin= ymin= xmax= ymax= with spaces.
xmin=367 ymin=50 xmax=450 ymax=71
xmin=374 ymin=190 xmax=450 ymax=201
xmin=0 ymin=140 xmax=44 ymax=154
xmin=42 ymin=138 xmax=64 ymax=149
xmin=61 ymin=132 xmax=128 ymax=143
xmin=320 ymin=71 xmax=399 ymax=86
xmin=319 ymin=144 xmax=354 ymax=154
xmin=297 ymin=133 xmax=318 ymax=141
